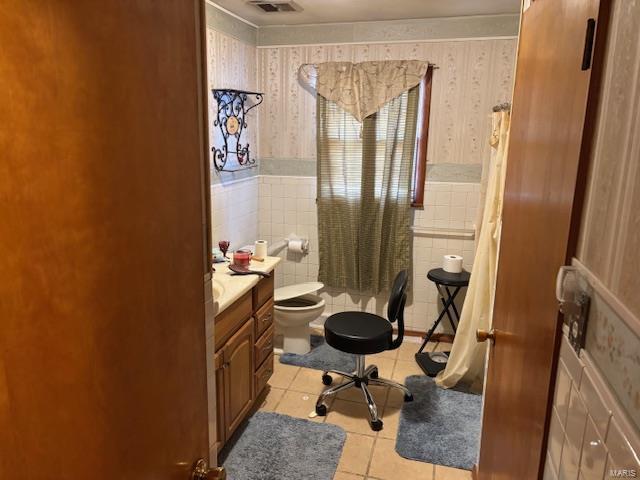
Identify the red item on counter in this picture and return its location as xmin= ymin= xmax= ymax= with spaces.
xmin=232 ymin=250 xmax=251 ymax=267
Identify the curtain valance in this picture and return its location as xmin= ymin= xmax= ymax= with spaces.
xmin=299 ymin=60 xmax=428 ymax=122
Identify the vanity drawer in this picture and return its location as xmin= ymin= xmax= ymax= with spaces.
xmin=214 ymin=291 xmax=252 ymax=351
xmin=255 ymin=352 xmax=274 ymax=395
xmin=254 ymin=298 xmax=274 ymax=339
xmin=253 ymin=274 xmax=274 ymax=310
xmin=255 ymin=324 xmax=275 ymax=369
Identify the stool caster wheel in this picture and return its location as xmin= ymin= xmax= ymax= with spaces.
xmin=370 ymin=368 xmax=379 ymax=379
xmin=316 ymin=404 xmax=327 ymax=416
xmin=370 ymin=419 xmax=383 ymax=432
xmin=322 ymin=374 xmax=333 ymax=385
xmin=404 ymin=393 xmax=414 ymax=402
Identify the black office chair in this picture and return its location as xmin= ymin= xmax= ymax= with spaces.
xmin=315 ymin=270 xmax=413 ymax=431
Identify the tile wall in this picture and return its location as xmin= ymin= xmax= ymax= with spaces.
xmin=257 ymin=175 xmax=480 ymax=333
xmin=211 ymin=177 xmax=259 ymax=250
xmin=545 ymin=334 xmax=640 ymax=480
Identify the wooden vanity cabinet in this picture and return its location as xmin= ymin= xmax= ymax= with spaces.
xmin=222 ymin=318 xmax=255 ymax=439
xmin=214 ymin=275 xmax=275 ymax=450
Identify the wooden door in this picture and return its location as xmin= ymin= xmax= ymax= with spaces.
xmin=0 ymin=1 xmax=211 ymax=479
xmin=214 ymin=350 xmax=227 ymax=450
xmin=223 ymin=318 xmax=255 ymax=439
xmin=478 ymin=0 xmax=605 ymax=478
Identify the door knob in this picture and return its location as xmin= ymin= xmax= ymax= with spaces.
xmin=192 ymin=459 xmax=226 ymax=480
xmin=476 ymin=328 xmax=496 ymax=344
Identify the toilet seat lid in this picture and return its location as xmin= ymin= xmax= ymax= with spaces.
xmin=274 ymin=282 xmax=324 ymax=302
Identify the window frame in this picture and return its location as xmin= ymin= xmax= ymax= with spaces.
xmin=411 ymin=65 xmax=433 ymax=208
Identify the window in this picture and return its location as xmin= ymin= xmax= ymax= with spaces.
xmin=411 ymin=65 xmax=433 ymax=208
xmin=317 ymin=88 xmax=419 ymax=292
xmin=318 ymin=65 xmax=433 ymax=207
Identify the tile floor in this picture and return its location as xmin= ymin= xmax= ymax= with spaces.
xmin=254 ymin=339 xmax=474 ymax=480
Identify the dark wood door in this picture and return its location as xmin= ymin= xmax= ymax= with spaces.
xmin=0 ymin=1 xmax=210 ymax=479
xmin=223 ymin=318 xmax=255 ymax=439
xmin=478 ymin=0 xmax=604 ymax=478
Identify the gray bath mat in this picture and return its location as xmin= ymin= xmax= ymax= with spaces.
xmin=220 ymin=411 xmax=346 ymax=480
xmin=279 ymin=334 xmax=356 ymax=372
xmin=396 ymin=375 xmax=482 ymax=470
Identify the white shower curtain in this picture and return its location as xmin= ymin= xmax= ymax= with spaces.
xmin=435 ymin=110 xmax=510 ymax=389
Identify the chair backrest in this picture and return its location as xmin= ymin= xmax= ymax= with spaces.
xmin=388 ymin=270 xmax=408 ymax=350
xmin=387 ymin=270 xmax=408 ymax=324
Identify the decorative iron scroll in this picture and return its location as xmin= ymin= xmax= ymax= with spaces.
xmin=211 ymin=89 xmax=263 ymax=172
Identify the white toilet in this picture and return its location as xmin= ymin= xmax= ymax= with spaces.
xmin=273 ymin=282 xmax=325 ymax=355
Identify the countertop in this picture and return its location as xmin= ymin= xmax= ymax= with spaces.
xmin=212 ymin=256 xmax=281 ymax=315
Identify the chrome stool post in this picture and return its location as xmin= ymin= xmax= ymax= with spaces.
xmin=315 ymin=354 xmax=413 ymax=431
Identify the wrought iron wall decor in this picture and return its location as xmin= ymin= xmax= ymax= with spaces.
xmin=211 ymin=88 xmax=263 ymax=172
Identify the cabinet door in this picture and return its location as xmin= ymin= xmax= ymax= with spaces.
xmin=223 ymin=317 xmax=255 ymax=438
xmin=214 ymin=350 xmax=226 ymax=450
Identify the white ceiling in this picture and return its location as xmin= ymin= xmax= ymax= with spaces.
xmin=212 ymin=0 xmax=521 ymax=26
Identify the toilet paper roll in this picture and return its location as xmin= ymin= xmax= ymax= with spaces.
xmin=443 ymin=254 xmax=463 ymax=273
xmin=288 ymin=238 xmax=309 ymax=254
xmin=254 ymin=240 xmax=268 ymax=259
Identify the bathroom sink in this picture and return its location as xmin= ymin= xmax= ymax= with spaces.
xmin=212 ymin=277 xmax=225 ymax=301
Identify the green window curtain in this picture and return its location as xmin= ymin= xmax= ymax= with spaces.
xmin=317 ymin=86 xmax=419 ymax=294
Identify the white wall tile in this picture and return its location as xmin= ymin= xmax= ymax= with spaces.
xmin=211 ymin=177 xmax=260 ymax=250
xmin=606 ymin=418 xmax=640 ymax=470
xmin=546 ymin=331 xmax=640 ymax=480
xmin=549 ymin=407 xmax=566 ymax=476
xmin=579 ymin=369 xmax=612 ymax=440
xmin=545 ymin=452 xmax=559 ymax=480
xmin=258 ymin=175 xmax=479 ymax=331
xmin=555 ymin=359 xmax=573 ymax=427
xmin=560 ymin=336 xmax=584 ymax=386
xmin=580 ymin=417 xmax=608 ymax=480
xmin=565 ymin=383 xmax=589 ymax=460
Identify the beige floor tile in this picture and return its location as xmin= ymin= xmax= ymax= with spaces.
xmin=368 ymin=348 xmax=398 ymax=361
xmin=369 ymin=438 xmax=434 ymax=480
xmin=434 ymin=464 xmax=472 ymax=479
xmin=365 ymin=357 xmax=396 ymax=379
xmin=256 ymin=386 xmax=285 ymax=412
xmin=325 ymin=399 xmax=378 ymax=436
xmin=269 ymin=360 xmax=300 ymax=389
xmin=336 ymin=432 xmax=375 ymax=476
xmin=397 ymin=341 xmax=422 ymax=361
xmin=406 ymin=340 xmax=438 ymax=357
xmin=336 ymin=383 xmax=388 ymax=406
xmin=333 ymin=472 xmax=365 ymax=480
xmin=289 ymin=367 xmax=332 ymax=395
xmin=378 ymin=404 xmax=402 ymax=439
xmin=386 ymin=385 xmax=413 ymax=407
xmin=434 ymin=342 xmax=453 ymax=353
xmin=274 ymin=389 xmax=325 ymax=422
xmin=392 ymin=359 xmax=424 ymax=383
xmin=424 ymin=340 xmax=439 ymax=353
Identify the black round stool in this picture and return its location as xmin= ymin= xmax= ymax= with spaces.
xmin=415 ymin=267 xmax=470 ymax=377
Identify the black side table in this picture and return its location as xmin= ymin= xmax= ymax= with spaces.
xmin=415 ymin=268 xmax=470 ymax=377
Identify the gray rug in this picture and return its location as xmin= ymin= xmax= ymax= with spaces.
xmin=396 ymin=375 xmax=482 ymax=470
xmin=279 ymin=334 xmax=356 ymax=372
xmin=220 ymin=411 xmax=346 ymax=480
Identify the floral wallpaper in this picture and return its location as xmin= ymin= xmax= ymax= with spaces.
xmin=257 ymin=38 xmax=517 ymax=165
xmin=585 ymin=293 xmax=640 ymax=430
xmin=206 ymin=28 xmax=258 ymax=179
xmin=577 ymin=0 xmax=640 ymax=431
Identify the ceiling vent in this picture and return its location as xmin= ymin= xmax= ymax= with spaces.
xmin=248 ymin=1 xmax=301 ymax=13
